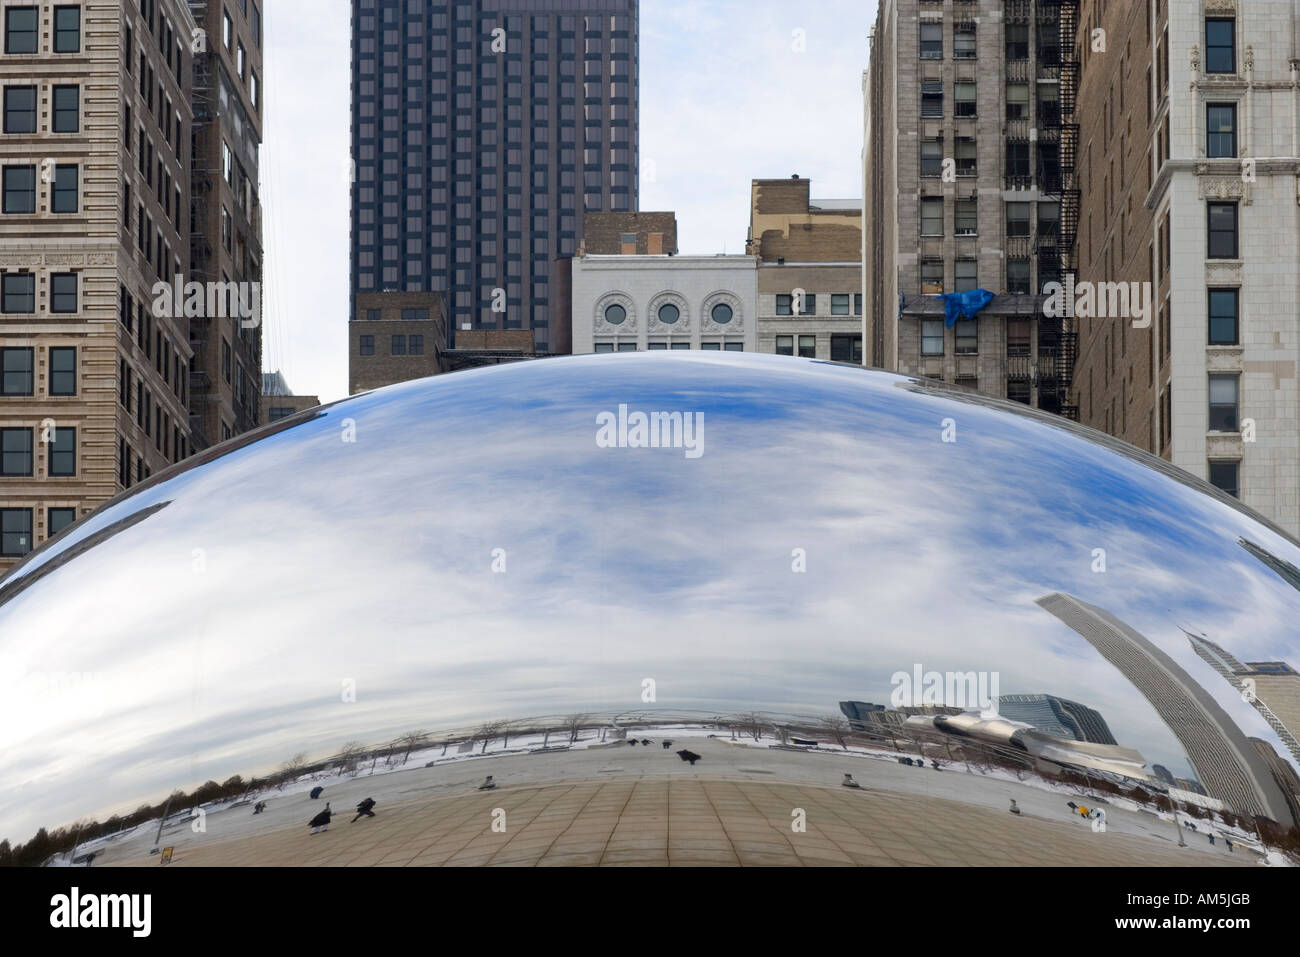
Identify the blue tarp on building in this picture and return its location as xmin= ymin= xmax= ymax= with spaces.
xmin=939 ymin=289 xmax=996 ymax=327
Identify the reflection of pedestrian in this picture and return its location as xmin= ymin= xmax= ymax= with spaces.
xmin=310 ymin=786 xmax=324 ymax=799
xmin=253 ymin=801 xmax=267 ymax=815
xmin=351 ymin=798 xmax=377 ymax=822
xmin=1208 ymin=834 xmax=1216 ymax=845
xmin=1225 ymin=838 xmax=1233 ymax=852
xmin=676 ymin=749 xmax=701 ymax=765
xmin=309 ymin=803 xmax=332 ymax=834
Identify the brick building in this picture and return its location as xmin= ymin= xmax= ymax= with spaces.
xmin=747 ymin=176 xmax=863 ymax=363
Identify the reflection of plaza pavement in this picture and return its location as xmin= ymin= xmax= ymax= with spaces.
xmin=93 ymin=739 xmax=1255 ymax=867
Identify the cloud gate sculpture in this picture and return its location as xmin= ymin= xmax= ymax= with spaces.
xmin=3 ymin=353 xmax=1299 ymax=867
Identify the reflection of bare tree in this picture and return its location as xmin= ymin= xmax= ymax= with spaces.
xmin=820 ymin=716 xmax=850 ymax=750
xmin=475 ymin=721 xmax=503 ymax=754
xmin=564 ymin=714 xmax=591 ymax=745
xmin=737 ymin=713 xmax=765 ymax=742
xmin=396 ymin=729 xmax=430 ymax=765
xmin=334 ymin=741 xmax=365 ymax=776
xmin=277 ymin=752 xmax=308 ymax=790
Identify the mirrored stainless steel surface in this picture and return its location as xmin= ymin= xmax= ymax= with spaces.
xmin=3 ymin=353 xmax=1299 ymax=864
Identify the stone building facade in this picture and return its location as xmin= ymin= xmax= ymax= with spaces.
xmin=1 ymin=0 xmax=196 ymax=572
xmin=570 ymin=254 xmax=758 ymax=354
xmin=863 ymin=0 xmax=1082 ymax=415
xmin=1070 ymin=0 xmax=1300 ymax=535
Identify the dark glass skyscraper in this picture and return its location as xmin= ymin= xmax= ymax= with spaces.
xmin=350 ymin=0 xmax=639 ymax=354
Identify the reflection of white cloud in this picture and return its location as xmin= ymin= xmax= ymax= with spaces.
xmin=2 ymin=355 xmax=1299 ymax=841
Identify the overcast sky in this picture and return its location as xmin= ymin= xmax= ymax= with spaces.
xmin=261 ymin=1 xmax=878 ymax=402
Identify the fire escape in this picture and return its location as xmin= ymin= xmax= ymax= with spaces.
xmin=188 ymin=1 xmax=217 ymax=450
xmin=1036 ymin=0 xmax=1080 ymax=420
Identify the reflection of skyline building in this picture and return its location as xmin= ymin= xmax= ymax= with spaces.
xmin=1037 ymin=593 xmax=1293 ymax=824
xmin=1251 ymin=738 xmax=1300 ymax=830
xmin=838 ymin=701 xmax=908 ymax=732
xmin=1186 ymin=632 xmax=1300 ymax=766
xmin=1175 ymin=778 xmax=1208 ymax=797
xmin=1152 ymin=764 xmax=1175 ymax=786
xmin=1240 ymin=538 xmax=1300 ymax=593
xmin=996 ymin=693 xmax=1117 ymax=745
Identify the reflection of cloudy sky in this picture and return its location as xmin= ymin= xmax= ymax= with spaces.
xmin=2 ymin=353 xmax=1299 ymax=841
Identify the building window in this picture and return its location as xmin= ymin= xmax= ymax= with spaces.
xmin=711 ymin=303 xmax=733 ymax=324
xmin=617 ymin=342 xmax=638 ymax=352
xmin=48 ymin=507 xmax=76 ymax=536
xmin=921 ymin=319 xmax=945 ymax=355
xmin=830 ymin=334 xmax=862 ymax=364
xmin=1005 ymin=143 xmax=1030 ymax=180
xmin=1 ymin=272 xmax=34 ymax=312
xmin=1207 ymin=202 xmax=1237 ymax=258
xmin=954 ymin=260 xmax=978 ymax=294
xmin=3 ymin=6 xmax=37 ymax=54
xmin=955 ymin=199 xmax=977 ymax=236
xmin=2 ymin=347 xmax=33 ymax=395
xmin=921 ymin=139 xmax=943 ymax=177
xmin=52 ymin=85 xmax=80 ymax=132
xmin=921 ymin=260 xmax=944 ymax=295
xmin=954 ymin=137 xmax=976 ymax=176
xmin=223 ymin=11 xmax=233 ymax=50
xmin=772 ymin=335 xmax=792 ymax=356
xmin=50 ymin=273 xmax=77 ymax=313
xmin=250 ymin=71 xmax=259 ymax=110
xmin=657 ymin=303 xmax=680 ymax=324
xmin=954 ymin=23 xmax=976 ymax=59
xmin=2 ymin=85 xmax=36 ymax=133
xmin=954 ymin=82 xmax=976 ymax=118
xmin=921 ymin=197 xmax=943 ymax=236
xmin=1007 ymin=259 xmax=1031 ymax=294
xmin=52 ymin=165 xmax=78 ymax=213
xmin=1208 ymin=461 xmax=1239 ymax=498
xmin=723 ymin=342 xmax=743 ymax=352
xmin=410 ymin=334 xmax=424 ymax=355
xmin=1006 ymin=83 xmax=1029 ymax=119
xmin=921 ymin=81 xmax=943 ymax=118
xmin=48 ymin=426 xmax=76 ymax=476
xmin=0 ymin=508 xmax=32 ymax=557
xmin=798 ymin=293 xmax=816 ymax=315
xmin=1208 ymin=375 xmax=1239 ymax=431
xmin=604 ymin=303 xmax=626 ymax=324
xmin=1007 ymin=320 xmax=1031 ymax=356
xmin=954 ymin=318 xmax=978 ymax=353
xmin=1205 ymin=18 xmax=1235 ymax=74
xmin=1006 ymin=202 xmax=1031 ymax=237
xmin=49 ymin=346 xmax=76 ymax=395
xmin=1206 ymin=104 xmax=1236 ymax=158
xmin=593 ymin=342 xmax=615 ymax=353
xmin=797 ymin=335 xmax=815 ymax=358
xmin=391 ymin=334 xmax=407 ymax=355
xmin=1005 ymin=23 xmax=1028 ymax=60
xmin=699 ymin=342 xmax=720 ymax=351
xmin=1 ymin=427 xmax=33 ymax=476
xmin=268 ymin=407 xmax=295 ymax=422
xmin=831 ymin=294 xmax=851 ymax=316
xmin=1208 ymin=289 xmax=1238 ymax=345
xmin=359 ymin=335 xmax=374 ymax=356
xmin=237 ymin=41 xmax=246 ymax=80
xmin=919 ymin=23 xmax=942 ymax=59
xmin=775 ymin=294 xmax=793 ymax=316
xmin=1007 ymin=379 xmax=1031 ymax=404
xmin=53 ymin=5 xmax=80 ymax=53
xmin=854 ymin=294 xmax=863 ymax=316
